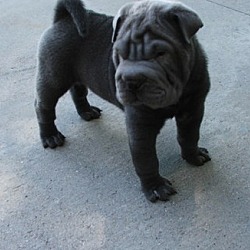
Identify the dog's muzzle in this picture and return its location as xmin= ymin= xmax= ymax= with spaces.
xmin=115 ymin=59 xmax=172 ymax=109
xmin=120 ymin=68 xmax=146 ymax=92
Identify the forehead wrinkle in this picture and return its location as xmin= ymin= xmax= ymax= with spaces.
xmin=130 ymin=18 xmax=148 ymax=42
xmin=115 ymin=1 xmax=181 ymax=57
xmin=124 ymin=2 xmax=174 ymax=42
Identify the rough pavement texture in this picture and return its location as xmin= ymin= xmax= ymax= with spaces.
xmin=0 ymin=0 xmax=249 ymax=249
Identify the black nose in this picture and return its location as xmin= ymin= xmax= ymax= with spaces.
xmin=126 ymin=80 xmax=142 ymax=91
xmin=121 ymin=73 xmax=145 ymax=91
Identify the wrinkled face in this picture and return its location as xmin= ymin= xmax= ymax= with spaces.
xmin=112 ymin=0 xmax=202 ymax=109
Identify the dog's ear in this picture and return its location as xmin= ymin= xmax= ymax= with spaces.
xmin=170 ymin=6 xmax=203 ymax=43
xmin=112 ymin=3 xmax=133 ymax=43
xmin=112 ymin=15 xmax=123 ymax=43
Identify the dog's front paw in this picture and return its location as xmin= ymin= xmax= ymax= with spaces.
xmin=39 ymin=123 xmax=66 ymax=149
xmin=183 ymin=147 xmax=211 ymax=166
xmin=142 ymin=178 xmax=177 ymax=202
xmin=79 ymin=106 xmax=102 ymax=121
xmin=41 ymin=131 xmax=65 ymax=149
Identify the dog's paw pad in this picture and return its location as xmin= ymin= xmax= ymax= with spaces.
xmin=80 ymin=106 xmax=102 ymax=121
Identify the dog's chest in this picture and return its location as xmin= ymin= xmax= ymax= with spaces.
xmin=160 ymin=105 xmax=179 ymax=119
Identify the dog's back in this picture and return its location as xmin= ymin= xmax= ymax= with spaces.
xmin=75 ymin=11 xmax=119 ymax=106
xmin=37 ymin=0 xmax=119 ymax=106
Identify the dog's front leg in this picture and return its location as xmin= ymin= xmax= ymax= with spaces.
xmin=125 ymin=106 xmax=176 ymax=202
xmin=176 ymin=101 xmax=211 ymax=166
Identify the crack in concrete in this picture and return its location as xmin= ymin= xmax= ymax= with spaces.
xmin=0 ymin=66 xmax=36 ymax=77
xmin=205 ymin=0 xmax=250 ymax=17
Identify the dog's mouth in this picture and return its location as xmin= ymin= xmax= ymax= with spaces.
xmin=116 ymin=80 xmax=178 ymax=109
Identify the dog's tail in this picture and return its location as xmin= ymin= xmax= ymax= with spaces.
xmin=54 ymin=0 xmax=87 ymax=37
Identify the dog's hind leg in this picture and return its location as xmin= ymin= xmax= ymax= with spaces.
xmin=70 ymin=82 xmax=102 ymax=121
xmin=35 ymin=71 xmax=73 ymax=149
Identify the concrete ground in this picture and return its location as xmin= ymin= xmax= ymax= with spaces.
xmin=0 ymin=0 xmax=249 ymax=249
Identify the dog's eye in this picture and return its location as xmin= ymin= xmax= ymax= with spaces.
xmin=156 ymin=51 xmax=166 ymax=57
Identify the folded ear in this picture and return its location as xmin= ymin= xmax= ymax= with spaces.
xmin=112 ymin=3 xmax=133 ymax=43
xmin=112 ymin=15 xmax=123 ymax=43
xmin=170 ymin=6 xmax=203 ymax=43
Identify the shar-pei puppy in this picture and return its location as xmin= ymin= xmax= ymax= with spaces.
xmin=35 ymin=0 xmax=211 ymax=202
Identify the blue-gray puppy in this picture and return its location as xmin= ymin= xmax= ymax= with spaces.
xmin=35 ymin=0 xmax=211 ymax=202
